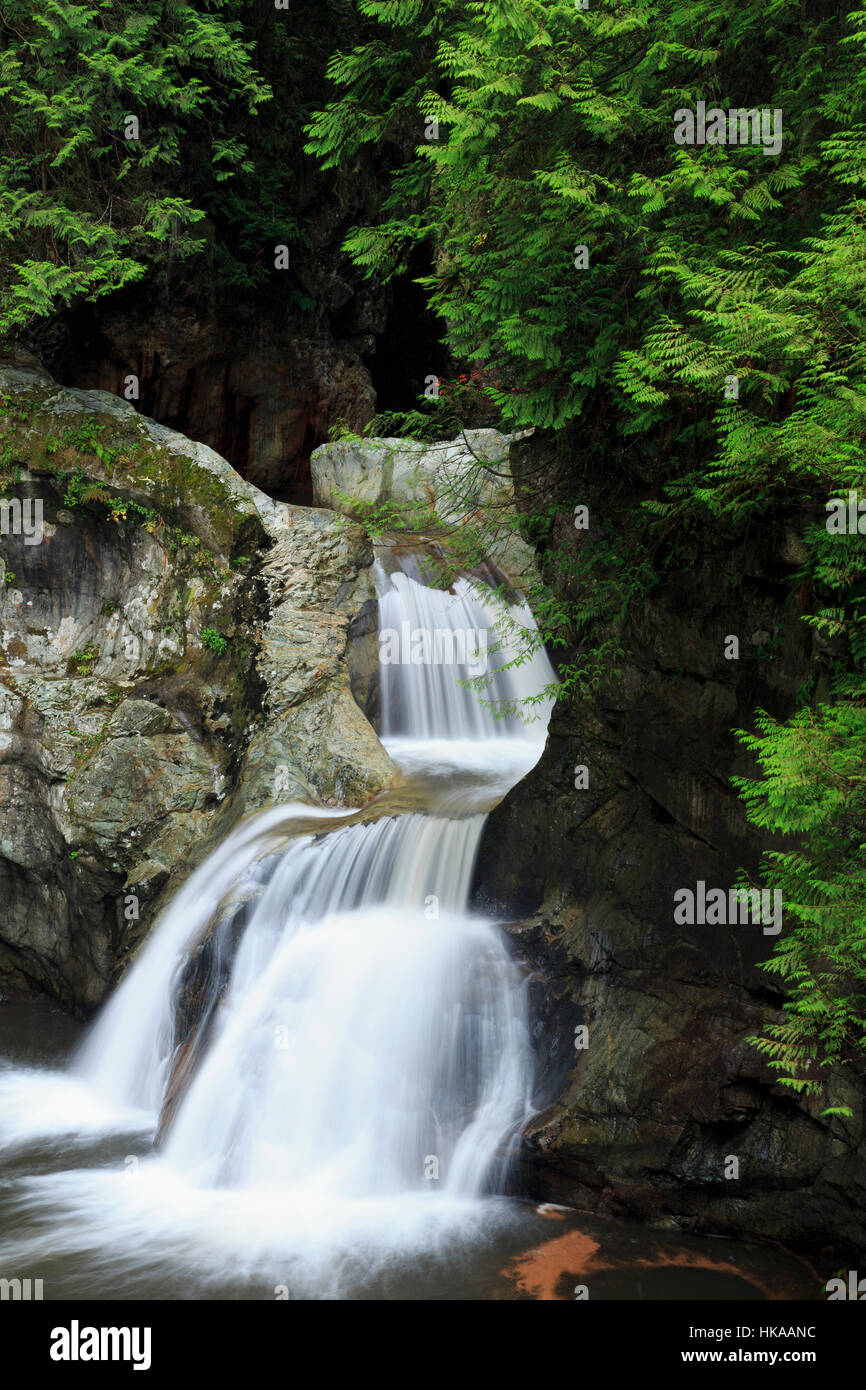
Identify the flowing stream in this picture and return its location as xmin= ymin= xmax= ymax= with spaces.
xmin=0 ymin=550 xmax=559 ymax=1298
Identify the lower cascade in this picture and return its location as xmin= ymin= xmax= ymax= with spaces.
xmin=0 ymin=551 xmax=555 ymax=1297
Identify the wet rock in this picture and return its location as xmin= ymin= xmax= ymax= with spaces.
xmin=473 ymin=430 xmax=866 ymax=1254
xmin=310 ymin=430 xmax=538 ymax=586
xmin=0 ymin=362 xmax=395 ymax=1011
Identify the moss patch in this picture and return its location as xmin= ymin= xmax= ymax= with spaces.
xmin=0 ymin=382 xmax=267 ymax=562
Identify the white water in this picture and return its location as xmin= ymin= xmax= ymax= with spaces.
xmin=377 ymin=556 xmax=554 ymax=741
xmin=0 ymin=549 xmax=555 ymax=1296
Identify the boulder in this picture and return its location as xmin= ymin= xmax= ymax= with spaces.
xmin=0 ymin=363 xmax=395 ymax=1011
xmin=311 ymin=429 xmax=538 ymax=586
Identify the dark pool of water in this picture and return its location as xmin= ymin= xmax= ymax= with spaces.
xmin=0 ymin=1000 xmax=823 ymax=1301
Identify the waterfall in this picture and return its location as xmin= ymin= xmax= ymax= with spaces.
xmin=0 ymin=547 xmax=555 ymax=1294
xmin=376 ymin=553 xmax=553 ymax=744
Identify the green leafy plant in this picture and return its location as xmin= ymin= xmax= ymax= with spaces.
xmin=736 ymin=701 xmax=866 ymax=1107
xmin=68 ymin=646 xmax=98 ymax=676
xmin=201 ymin=626 xmax=227 ymax=654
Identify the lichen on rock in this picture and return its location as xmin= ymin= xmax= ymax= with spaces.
xmin=0 ymin=361 xmax=395 ymax=1012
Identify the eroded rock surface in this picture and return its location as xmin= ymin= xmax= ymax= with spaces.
xmin=0 ymin=361 xmax=394 ymax=1011
xmin=311 ymin=429 xmax=538 ymax=585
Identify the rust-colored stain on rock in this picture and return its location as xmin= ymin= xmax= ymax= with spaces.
xmin=503 ymin=1229 xmax=778 ymax=1302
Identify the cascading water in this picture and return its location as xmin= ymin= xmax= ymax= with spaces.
xmin=376 ymin=552 xmax=549 ymax=742
xmin=0 ymin=547 xmax=556 ymax=1298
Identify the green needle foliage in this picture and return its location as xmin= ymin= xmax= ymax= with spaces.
xmin=0 ymin=0 xmax=272 ymax=334
xmin=735 ymin=700 xmax=866 ymax=1102
xmin=306 ymin=0 xmax=866 ymax=454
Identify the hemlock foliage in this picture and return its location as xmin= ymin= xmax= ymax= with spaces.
xmin=0 ymin=0 xmax=368 ymax=331
xmin=0 ymin=0 xmax=270 ymax=331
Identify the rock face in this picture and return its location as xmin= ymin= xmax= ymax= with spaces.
xmin=0 ymin=360 xmax=395 ymax=1012
xmin=53 ymin=306 xmax=377 ymax=503
xmin=473 ymin=433 xmax=866 ymax=1255
xmin=223 ymin=505 xmax=394 ymax=822
xmin=311 ymin=429 xmax=538 ymax=585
